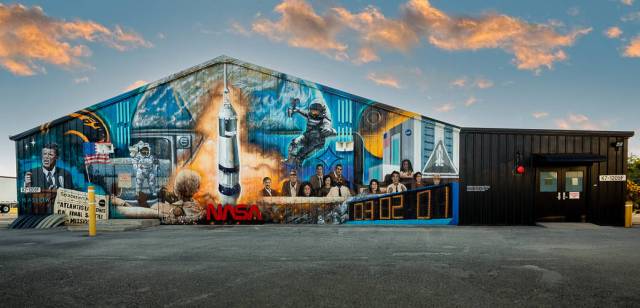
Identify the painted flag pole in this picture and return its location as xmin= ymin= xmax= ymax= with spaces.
xmin=88 ymin=185 xmax=96 ymax=237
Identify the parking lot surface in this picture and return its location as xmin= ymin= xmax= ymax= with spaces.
xmin=1 ymin=224 xmax=639 ymax=307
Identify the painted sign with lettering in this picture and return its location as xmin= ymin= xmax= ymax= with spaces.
xmin=53 ymin=188 xmax=109 ymax=225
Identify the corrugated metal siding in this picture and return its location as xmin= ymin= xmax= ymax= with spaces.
xmin=459 ymin=129 xmax=631 ymax=226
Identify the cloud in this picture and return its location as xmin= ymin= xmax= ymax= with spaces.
xmin=555 ymin=119 xmax=571 ymax=129
xmin=450 ymin=76 xmax=493 ymax=89
xmin=333 ymin=5 xmax=419 ymax=61
xmin=531 ymin=112 xmax=549 ymax=119
xmin=248 ymin=0 xmax=590 ymax=72
xmin=568 ymin=113 xmax=588 ymax=123
xmin=73 ymin=76 xmax=89 ymax=84
xmin=621 ymin=12 xmax=640 ymax=22
xmin=605 ymin=27 xmax=623 ymax=39
xmin=474 ymin=78 xmax=494 ymax=89
xmin=354 ymin=46 xmax=380 ymax=64
xmin=624 ymin=35 xmax=640 ymax=57
xmin=464 ymin=96 xmax=477 ymax=106
xmin=124 ymin=80 xmax=147 ymax=91
xmin=366 ymin=72 xmax=402 ymax=88
xmin=0 ymin=3 xmax=151 ymax=76
xmin=450 ymin=77 xmax=466 ymax=88
xmin=435 ymin=103 xmax=454 ymax=112
xmin=622 ymin=0 xmax=634 ymax=6
xmin=251 ymin=0 xmax=348 ymax=60
xmin=554 ymin=113 xmax=605 ymax=130
xmin=229 ymin=21 xmax=251 ymax=37
xmin=401 ymin=0 xmax=591 ymax=72
xmin=567 ymin=7 xmax=580 ymax=17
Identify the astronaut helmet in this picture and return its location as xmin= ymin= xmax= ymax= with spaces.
xmin=308 ymin=99 xmax=326 ymax=119
xmin=140 ymin=145 xmax=151 ymax=157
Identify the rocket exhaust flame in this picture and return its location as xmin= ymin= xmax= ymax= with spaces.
xmin=169 ymin=65 xmax=284 ymax=208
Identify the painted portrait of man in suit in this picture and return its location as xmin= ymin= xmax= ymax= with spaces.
xmin=23 ymin=143 xmax=74 ymax=191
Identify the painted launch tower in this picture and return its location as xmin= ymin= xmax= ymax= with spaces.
xmin=217 ymin=63 xmax=241 ymax=205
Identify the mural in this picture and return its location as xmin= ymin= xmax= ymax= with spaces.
xmin=13 ymin=57 xmax=460 ymax=224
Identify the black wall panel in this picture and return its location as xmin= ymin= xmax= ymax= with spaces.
xmin=459 ymin=128 xmax=633 ymax=226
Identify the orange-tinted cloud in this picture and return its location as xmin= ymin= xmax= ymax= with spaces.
xmin=354 ymin=46 xmax=380 ymax=64
xmin=555 ymin=113 xmax=604 ymax=130
xmin=0 ymin=3 xmax=151 ymax=76
xmin=248 ymin=0 xmax=591 ymax=72
xmin=403 ymin=0 xmax=591 ymax=72
xmin=450 ymin=77 xmax=466 ymax=87
xmin=624 ymin=35 xmax=640 ymax=57
xmin=251 ymin=0 xmax=348 ymax=60
xmin=474 ymin=78 xmax=494 ymax=89
xmin=605 ymin=27 xmax=623 ymax=39
xmin=366 ymin=72 xmax=402 ymax=89
xmin=622 ymin=0 xmax=634 ymax=6
xmin=333 ymin=5 xmax=419 ymax=61
xmin=124 ymin=80 xmax=148 ymax=91
xmin=450 ymin=76 xmax=493 ymax=89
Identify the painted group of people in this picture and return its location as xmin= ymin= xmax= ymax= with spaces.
xmin=363 ymin=159 xmax=441 ymax=196
xmin=260 ymin=159 xmax=442 ymax=199
xmin=261 ymin=163 xmax=353 ymax=198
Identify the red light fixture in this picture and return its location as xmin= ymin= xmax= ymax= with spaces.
xmin=514 ymin=152 xmax=525 ymax=175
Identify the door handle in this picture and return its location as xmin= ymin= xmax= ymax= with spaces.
xmin=557 ymin=192 xmax=561 ymax=200
xmin=562 ymin=192 xmax=567 ymax=200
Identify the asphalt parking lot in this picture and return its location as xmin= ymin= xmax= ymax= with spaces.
xmin=1 ymin=224 xmax=639 ymax=307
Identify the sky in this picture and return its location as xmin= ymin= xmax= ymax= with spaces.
xmin=0 ymin=0 xmax=639 ymax=177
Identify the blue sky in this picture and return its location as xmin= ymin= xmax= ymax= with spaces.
xmin=0 ymin=0 xmax=639 ymax=176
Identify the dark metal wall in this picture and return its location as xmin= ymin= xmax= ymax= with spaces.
xmin=459 ymin=128 xmax=633 ymax=226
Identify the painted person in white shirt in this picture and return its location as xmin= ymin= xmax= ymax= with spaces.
xmin=326 ymin=182 xmax=351 ymax=198
xmin=386 ymin=171 xmax=407 ymax=193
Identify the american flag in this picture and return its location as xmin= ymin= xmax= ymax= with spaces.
xmin=83 ymin=142 xmax=113 ymax=165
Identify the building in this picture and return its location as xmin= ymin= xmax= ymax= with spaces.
xmin=0 ymin=176 xmax=17 ymax=213
xmin=9 ymin=56 xmax=634 ymax=225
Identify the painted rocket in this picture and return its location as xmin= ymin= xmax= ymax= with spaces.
xmin=218 ymin=64 xmax=241 ymax=205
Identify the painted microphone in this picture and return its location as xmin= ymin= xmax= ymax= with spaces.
xmin=218 ymin=63 xmax=241 ymax=205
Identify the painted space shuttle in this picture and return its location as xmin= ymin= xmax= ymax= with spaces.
xmin=218 ymin=64 xmax=241 ymax=205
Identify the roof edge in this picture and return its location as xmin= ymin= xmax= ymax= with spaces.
xmin=461 ymin=127 xmax=635 ymax=137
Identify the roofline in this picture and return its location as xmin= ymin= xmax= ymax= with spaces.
xmin=9 ymin=55 xmax=458 ymax=141
xmin=461 ymin=127 xmax=635 ymax=138
xmin=0 ymin=176 xmax=16 ymax=179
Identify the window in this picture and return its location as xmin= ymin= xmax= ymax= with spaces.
xmin=391 ymin=133 xmax=400 ymax=166
xmin=565 ymin=171 xmax=583 ymax=192
xmin=540 ymin=171 xmax=558 ymax=192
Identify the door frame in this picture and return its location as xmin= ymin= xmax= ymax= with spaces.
xmin=534 ymin=164 xmax=592 ymax=222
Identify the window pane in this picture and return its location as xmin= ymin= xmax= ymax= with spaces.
xmin=565 ymin=171 xmax=583 ymax=192
xmin=540 ymin=171 xmax=558 ymax=192
xmin=391 ymin=133 xmax=400 ymax=166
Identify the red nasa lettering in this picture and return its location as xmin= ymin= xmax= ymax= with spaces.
xmin=206 ymin=204 xmax=263 ymax=222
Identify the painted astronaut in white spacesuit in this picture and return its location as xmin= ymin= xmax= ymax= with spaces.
xmin=129 ymin=141 xmax=158 ymax=196
xmin=283 ymin=98 xmax=336 ymax=167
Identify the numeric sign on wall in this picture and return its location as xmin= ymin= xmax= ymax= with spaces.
xmin=599 ymin=175 xmax=626 ymax=182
